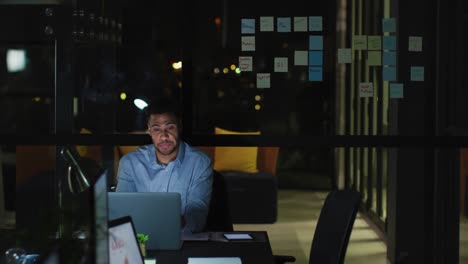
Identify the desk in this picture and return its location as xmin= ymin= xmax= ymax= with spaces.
xmin=148 ymin=231 xmax=275 ymax=264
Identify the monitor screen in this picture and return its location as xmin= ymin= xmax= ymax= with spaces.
xmin=92 ymin=169 xmax=109 ymax=263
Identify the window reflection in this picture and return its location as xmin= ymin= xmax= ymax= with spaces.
xmin=192 ymin=0 xmax=334 ymax=136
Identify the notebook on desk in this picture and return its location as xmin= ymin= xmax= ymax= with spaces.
xmin=108 ymin=192 xmax=183 ymax=250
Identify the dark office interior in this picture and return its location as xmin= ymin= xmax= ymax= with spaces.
xmin=0 ymin=0 xmax=468 ymax=263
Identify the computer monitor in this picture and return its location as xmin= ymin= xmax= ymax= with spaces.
xmin=35 ymin=165 xmax=106 ymax=264
xmin=90 ymin=169 xmax=109 ymax=263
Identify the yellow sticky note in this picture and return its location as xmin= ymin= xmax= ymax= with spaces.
xmin=257 ymin=73 xmax=271 ymax=88
xmin=359 ymin=82 xmax=374 ymax=98
xmin=274 ymin=57 xmax=288 ymax=72
xmin=368 ymin=51 xmax=382 ymax=66
xmin=294 ymin=50 xmax=308 ymax=66
xmin=408 ymin=36 xmax=423 ymax=52
xmin=239 ymin=56 xmax=253 ymax=71
xmin=294 ymin=17 xmax=307 ymax=32
xmin=241 ymin=36 xmax=255 ymax=51
xmin=353 ymin=35 xmax=367 ymax=50
xmin=337 ymin=48 xmax=352 ymax=64
xmin=367 ymin=36 xmax=382 ymax=50
xmin=260 ymin=16 xmax=274 ymax=32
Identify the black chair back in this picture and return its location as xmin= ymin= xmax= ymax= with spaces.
xmin=204 ymin=170 xmax=234 ymax=232
xmin=309 ymin=190 xmax=361 ymax=264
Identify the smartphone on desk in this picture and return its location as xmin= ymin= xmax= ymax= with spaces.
xmin=223 ymin=233 xmax=253 ymax=241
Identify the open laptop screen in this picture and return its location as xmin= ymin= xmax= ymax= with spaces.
xmin=108 ymin=216 xmax=144 ymax=264
xmin=108 ymin=192 xmax=182 ymax=250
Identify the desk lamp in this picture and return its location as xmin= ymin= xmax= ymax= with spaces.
xmin=58 ymin=146 xmax=103 ymax=238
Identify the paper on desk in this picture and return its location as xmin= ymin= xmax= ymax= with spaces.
xmin=188 ymin=257 xmax=242 ymax=264
xmin=182 ymin=232 xmax=211 ymax=241
xmin=144 ymin=259 xmax=156 ymax=264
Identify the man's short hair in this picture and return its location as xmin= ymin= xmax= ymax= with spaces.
xmin=145 ymin=97 xmax=182 ymax=124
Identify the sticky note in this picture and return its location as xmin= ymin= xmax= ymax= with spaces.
xmin=308 ymin=66 xmax=323 ymax=81
xmin=260 ymin=16 xmax=274 ymax=32
xmin=241 ymin=36 xmax=255 ymax=51
xmin=390 ymin=83 xmax=404 ymax=98
xmin=294 ymin=17 xmax=307 ymax=32
xmin=383 ymin=36 xmax=397 ymax=50
xmin=382 ymin=18 xmax=396 ymax=33
xmin=257 ymin=73 xmax=271 ymax=88
xmin=359 ymin=82 xmax=374 ymax=98
xmin=294 ymin=50 xmax=308 ymax=66
xmin=309 ymin=35 xmax=323 ymax=50
xmin=241 ymin=19 xmax=255 ymax=34
xmin=338 ymin=48 xmax=352 ymax=64
xmin=309 ymin=51 xmax=323 ymax=66
xmin=367 ymin=36 xmax=382 ymax=50
xmin=368 ymin=51 xmax=382 ymax=66
xmin=408 ymin=36 xmax=423 ymax=52
xmin=277 ymin=17 xmax=291 ymax=32
xmin=308 ymin=16 xmax=323 ymax=31
xmin=274 ymin=57 xmax=288 ymax=72
xmin=239 ymin=56 xmax=253 ymax=71
xmin=353 ymin=35 xmax=367 ymax=50
xmin=383 ymin=51 xmax=396 ymax=66
xmin=383 ymin=66 xmax=397 ymax=81
xmin=411 ymin=66 xmax=424 ymax=81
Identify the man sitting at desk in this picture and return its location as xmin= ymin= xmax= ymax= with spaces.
xmin=116 ymin=97 xmax=213 ymax=233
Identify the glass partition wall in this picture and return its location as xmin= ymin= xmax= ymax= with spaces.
xmin=342 ymin=0 xmax=388 ymax=230
xmin=1 ymin=0 xmax=467 ymax=262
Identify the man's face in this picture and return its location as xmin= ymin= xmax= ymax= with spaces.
xmin=147 ymin=113 xmax=180 ymax=161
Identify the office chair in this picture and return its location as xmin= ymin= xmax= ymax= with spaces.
xmin=204 ymin=170 xmax=234 ymax=232
xmin=274 ymin=190 xmax=361 ymax=264
xmin=197 ymin=144 xmax=279 ymax=223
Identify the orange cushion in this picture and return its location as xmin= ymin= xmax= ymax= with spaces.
xmin=214 ymin=127 xmax=260 ymax=173
xmin=76 ymin=128 xmax=102 ymax=162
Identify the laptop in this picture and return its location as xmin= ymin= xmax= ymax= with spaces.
xmin=108 ymin=192 xmax=183 ymax=250
xmin=108 ymin=216 xmax=144 ymax=264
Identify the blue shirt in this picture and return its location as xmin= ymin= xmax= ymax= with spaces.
xmin=116 ymin=142 xmax=213 ymax=233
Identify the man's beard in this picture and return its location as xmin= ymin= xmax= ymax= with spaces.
xmin=156 ymin=141 xmax=178 ymax=156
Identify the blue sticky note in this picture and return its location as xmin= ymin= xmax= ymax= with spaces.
xmin=241 ymin=19 xmax=255 ymax=34
xmin=383 ymin=66 xmax=397 ymax=81
xmin=411 ymin=66 xmax=424 ymax=81
xmin=383 ymin=36 xmax=397 ymax=51
xmin=308 ymin=51 xmax=323 ymax=66
xmin=383 ymin=51 xmax=396 ymax=66
xmin=308 ymin=16 xmax=323 ymax=31
xmin=277 ymin=17 xmax=291 ymax=32
xmin=308 ymin=66 xmax=323 ymax=81
xmin=382 ymin=18 xmax=396 ymax=33
xmin=390 ymin=83 xmax=404 ymax=98
xmin=309 ymin=35 xmax=323 ymax=50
